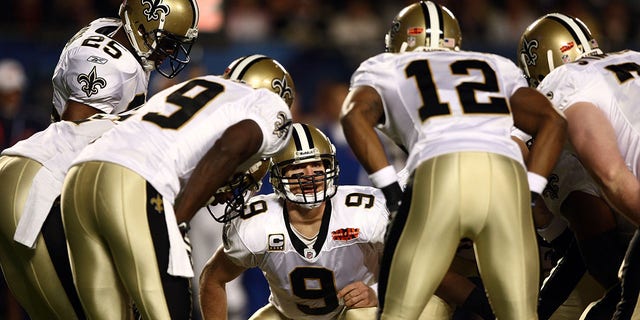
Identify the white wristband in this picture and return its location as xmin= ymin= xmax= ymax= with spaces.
xmin=527 ymin=171 xmax=547 ymax=194
xmin=369 ymin=165 xmax=398 ymax=188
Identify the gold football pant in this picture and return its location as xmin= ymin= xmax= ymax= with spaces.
xmin=0 ymin=155 xmax=83 ymax=319
xmin=62 ymin=161 xmax=191 ymax=320
xmin=379 ymin=152 xmax=539 ymax=320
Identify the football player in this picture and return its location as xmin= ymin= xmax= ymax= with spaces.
xmin=60 ymin=55 xmax=295 ymax=319
xmin=512 ymin=129 xmax=630 ymax=319
xmin=518 ymin=12 xmax=640 ymax=320
xmin=199 ymin=123 xmax=387 ymax=320
xmin=340 ymin=1 xmax=567 ymax=319
xmin=0 ymin=1 xmax=199 ymax=318
xmin=51 ymin=0 xmax=199 ymax=121
xmin=0 ymin=113 xmax=130 ymax=319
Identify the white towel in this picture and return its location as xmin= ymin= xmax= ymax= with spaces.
xmin=162 ymin=197 xmax=194 ymax=278
xmin=14 ymin=167 xmax=61 ymax=248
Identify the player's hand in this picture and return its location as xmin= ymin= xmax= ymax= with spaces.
xmin=178 ymin=222 xmax=192 ymax=255
xmin=207 ymin=191 xmax=232 ymax=206
xmin=531 ymin=191 xmax=541 ymax=208
xmin=381 ymin=181 xmax=403 ymax=215
xmin=337 ymin=281 xmax=378 ymax=308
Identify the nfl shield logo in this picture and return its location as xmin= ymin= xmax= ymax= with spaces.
xmin=304 ymin=248 xmax=315 ymax=259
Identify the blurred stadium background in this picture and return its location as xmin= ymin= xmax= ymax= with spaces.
xmin=1 ymin=0 xmax=639 ymax=126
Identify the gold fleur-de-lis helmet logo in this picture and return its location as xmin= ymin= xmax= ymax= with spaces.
xmin=520 ymin=37 xmax=539 ymax=67
xmin=141 ymin=0 xmax=170 ymax=21
xmin=272 ymin=76 xmax=294 ymax=105
xmin=77 ymin=66 xmax=107 ymax=97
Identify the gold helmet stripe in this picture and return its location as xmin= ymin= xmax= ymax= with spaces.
xmin=227 ymin=54 xmax=268 ymax=81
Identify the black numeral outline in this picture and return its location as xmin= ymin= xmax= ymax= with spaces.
xmin=406 ymin=59 xmax=510 ymax=121
xmin=81 ymin=35 xmax=122 ymax=59
xmin=142 ymin=79 xmax=225 ymax=129
xmin=290 ymin=267 xmax=339 ymax=315
xmin=605 ymin=62 xmax=640 ymax=83
xmin=241 ymin=200 xmax=268 ymax=219
xmin=345 ymin=193 xmax=375 ymax=209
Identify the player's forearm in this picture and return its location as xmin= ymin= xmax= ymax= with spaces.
xmin=341 ymin=86 xmax=390 ymax=174
xmin=435 ymin=270 xmax=475 ymax=306
xmin=175 ymin=120 xmax=262 ymax=223
xmin=174 ymin=150 xmax=241 ymax=223
xmin=199 ymin=247 xmax=247 ymax=319
xmin=600 ymin=172 xmax=640 ymax=226
xmin=199 ymin=283 xmax=229 ymax=320
xmin=199 ymin=262 xmax=230 ymax=320
xmin=341 ymin=111 xmax=389 ymax=174
xmin=526 ymin=115 xmax=567 ymax=178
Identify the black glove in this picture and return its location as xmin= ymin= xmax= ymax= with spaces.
xmin=381 ymin=181 xmax=403 ymax=214
xmin=531 ymin=191 xmax=540 ymax=208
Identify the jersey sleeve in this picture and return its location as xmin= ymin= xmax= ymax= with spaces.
xmin=245 ymin=89 xmax=293 ymax=157
xmin=222 ymin=219 xmax=259 ymax=268
xmin=62 ymin=48 xmax=143 ymax=114
xmin=537 ymin=68 xmax=583 ymax=112
xmin=542 ymin=150 xmax=602 ymax=216
xmin=494 ymin=54 xmax=529 ymax=97
xmin=349 ymin=54 xmax=407 ymax=144
xmin=350 ymin=53 xmax=395 ymax=90
xmin=338 ymin=186 xmax=390 ymax=245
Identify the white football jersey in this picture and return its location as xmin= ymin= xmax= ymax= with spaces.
xmin=538 ymin=50 xmax=640 ymax=178
xmin=2 ymin=114 xmax=123 ymax=247
xmin=350 ymin=50 xmax=528 ymax=174
xmin=510 ymin=128 xmax=601 ymax=216
xmin=51 ymin=18 xmax=149 ymax=120
xmin=72 ymin=75 xmax=292 ymax=204
xmin=224 ymin=186 xmax=389 ymax=320
xmin=2 ymin=114 xmax=122 ymax=185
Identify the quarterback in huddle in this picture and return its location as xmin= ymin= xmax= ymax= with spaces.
xmin=200 ymin=123 xmax=390 ymax=320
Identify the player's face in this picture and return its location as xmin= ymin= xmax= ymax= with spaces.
xmin=283 ymin=161 xmax=326 ymax=195
xmin=148 ymin=41 xmax=175 ymax=67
